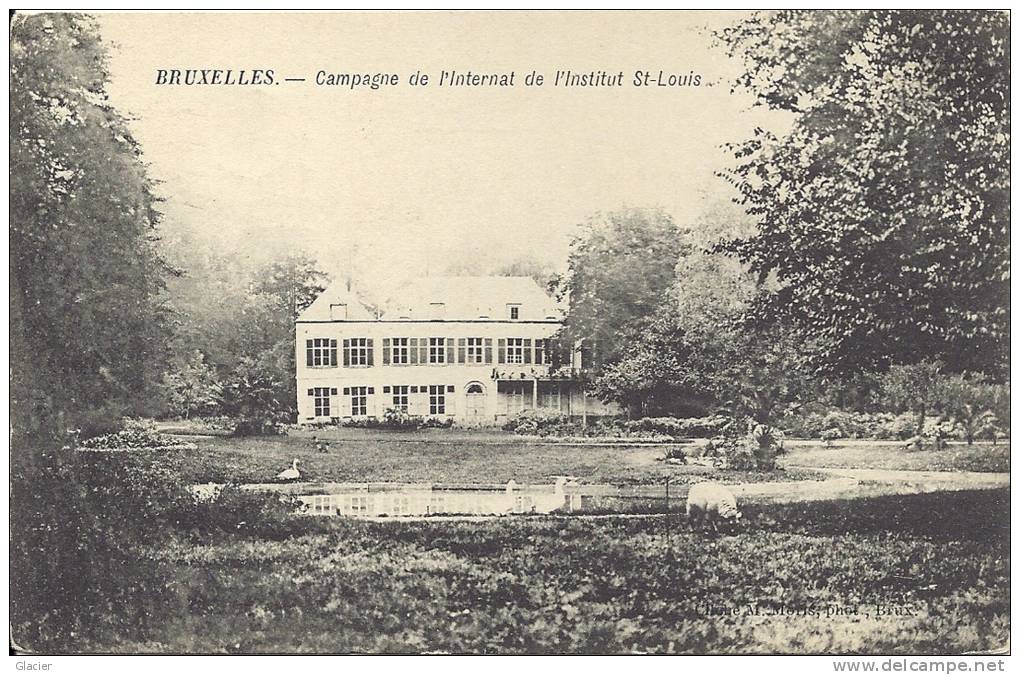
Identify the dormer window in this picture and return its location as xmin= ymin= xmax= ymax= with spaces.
xmin=508 ymin=304 xmax=520 ymax=321
xmin=330 ymin=303 xmax=348 ymax=321
xmin=429 ymin=302 xmax=446 ymax=321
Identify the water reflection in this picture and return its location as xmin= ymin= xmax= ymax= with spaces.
xmin=299 ymin=486 xmax=583 ymax=517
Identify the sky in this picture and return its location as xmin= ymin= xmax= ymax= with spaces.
xmin=96 ymin=11 xmax=787 ymax=289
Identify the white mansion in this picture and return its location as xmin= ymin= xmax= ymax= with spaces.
xmin=295 ymin=276 xmax=616 ymax=426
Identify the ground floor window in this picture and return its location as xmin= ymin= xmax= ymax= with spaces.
xmin=539 ymin=382 xmax=563 ymax=411
xmin=311 ymin=387 xmax=331 ymax=417
xmin=392 ymin=385 xmax=409 ymax=412
xmin=503 ymin=382 xmax=530 ymax=414
xmin=350 ymin=386 xmax=368 ymax=416
xmin=429 ymin=385 xmax=446 ymax=414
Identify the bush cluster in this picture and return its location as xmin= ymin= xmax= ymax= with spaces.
xmin=689 ymin=422 xmax=781 ymax=470
xmin=502 ymin=411 xmax=735 ymax=439
xmin=79 ymin=418 xmax=198 ymax=451
xmin=11 ymin=445 xmax=309 ymax=651
xmin=783 ymin=411 xmax=922 ymax=440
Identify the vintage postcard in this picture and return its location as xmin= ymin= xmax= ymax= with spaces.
xmin=8 ymin=9 xmax=1010 ymax=663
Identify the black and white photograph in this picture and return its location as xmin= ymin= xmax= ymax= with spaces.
xmin=8 ymin=8 xmax=1011 ymax=661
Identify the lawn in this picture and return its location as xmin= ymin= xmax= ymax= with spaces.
xmin=110 ymin=489 xmax=1009 ymax=654
xmin=173 ymin=432 xmax=825 ymax=486
xmin=782 ymin=441 xmax=1010 ymax=473
xmin=170 ymin=429 xmax=1008 ymax=487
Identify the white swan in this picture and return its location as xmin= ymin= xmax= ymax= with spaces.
xmin=276 ymin=458 xmax=300 ymax=481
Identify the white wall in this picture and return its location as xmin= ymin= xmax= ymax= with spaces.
xmin=296 ymin=319 xmax=586 ymax=425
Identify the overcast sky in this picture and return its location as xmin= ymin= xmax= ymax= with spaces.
xmin=97 ymin=11 xmax=787 ymax=288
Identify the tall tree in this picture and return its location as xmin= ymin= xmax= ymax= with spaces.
xmin=10 ymin=13 xmax=172 ymax=446
xmin=10 ymin=13 xmax=175 ymax=648
xmin=246 ymin=254 xmax=329 ymax=417
xmin=717 ymin=10 xmax=1009 ymax=378
xmin=555 ymin=207 xmax=688 ymax=372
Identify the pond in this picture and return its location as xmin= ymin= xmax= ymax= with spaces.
xmin=297 ymin=483 xmax=584 ymax=517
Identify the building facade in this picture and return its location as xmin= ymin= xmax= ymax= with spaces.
xmin=295 ymin=276 xmax=616 ymax=426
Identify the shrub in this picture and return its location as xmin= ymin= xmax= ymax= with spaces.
xmin=421 ymin=417 xmax=455 ymax=429
xmin=79 ymin=418 xmax=198 ymax=451
xmin=624 ymin=415 xmax=733 ymax=438
xmin=12 ymin=447 xmax=198 ymax=649
xmin=501 ymin=412 xmax=736 ymax=440
xmin=183 ymin=485 xmax=310 ymax=540
xmin=873 ymin=413 xmax=917 ymax=440
xmin=381 ymin=408 xmax=424 ymax=430
xmin=820 ymin=428 xmax=843 ymax=446
xmin=333 ymin=416 xmax=380 ymax=429
xmin=501 ymin=409 xmax=575 ymax=436
xmin=703 ymin=421 xmax=778 ymax=470
xmin=663 ymin=446 xmax=687 ymax=462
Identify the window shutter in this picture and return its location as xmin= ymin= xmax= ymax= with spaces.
xmin=447 ymin=337 xmax=455 ymax=364
xmin=410 ymin=385 xmax=418 ymax=394
xmin=457 ymin=338 xmax=466 ymax=363
xmin=535 ymin=339 xmax=545 ymax=365
xmin=383 ymin=385 xmax=390 ymax=393
xmin=342 ymin=387 xmax=349 ymax=395
xmin=409 ymin=338 xmax=419 ymax=364
xmin=498 ymin=338 xmax=506 ymax=364
xmin=447 ymin=385 xmax=455 ymax=393
xmin=383 ymin=338 xmax=391 ymax=365
xmin=332 ymin=388 xmax=339 ymax=395
xmin=484 ymin=338 xmax=493 ymax=364
xmin=523 ymin=338 xmax=532 ymax=364
xmin=307 ymin=388 xmax=314 ymax=396
xmin=420 ymin=340 xmax=428 ymax=364
xmin=366 ymin=338 xmax=374 ymax=366
xmin=306 ymin=340 xmax=313 ymax=367
xmin=330 ymin=339 xmax=338 ymax=367
xmin=367 ymin=387 xmax=374 ymax=394
xmin=342 ymin=339 xmax=350 ymax=367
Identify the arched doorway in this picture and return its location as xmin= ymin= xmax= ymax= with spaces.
xmin=465 ymin=382 xmax=486 ymax=426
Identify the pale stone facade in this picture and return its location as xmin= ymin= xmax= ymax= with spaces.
xmin=295 ymin=276 xmax=617 ymax=426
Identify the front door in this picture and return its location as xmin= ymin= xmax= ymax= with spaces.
xmin=465 ymin=383 xmax=486 ymax=426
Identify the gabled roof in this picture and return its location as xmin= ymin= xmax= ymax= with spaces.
xmin=298 ymin=285 xmax=378 ymax=322
xmin=382 ymin=276 xmax=562 ymax=322
xmin=297 ymin=276 xmax=562 ymax=322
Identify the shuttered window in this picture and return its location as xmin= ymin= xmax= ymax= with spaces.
xmin=343 ymin=338 xmax=372 ymax=366
xmin=464 ymin=337 xmax=483 ymax=363
xmin=311 ymin=387 xmax=331 ymax=417
xmin=391 ymin=385 xmax=409 ymax=412
xmin=306 ymin=339 xmax=337 ymax=367
xmin=429 ymin=337 xmax=446 ymax=364
xmin=428 ymin=385 xmax=446 ymax=415
xmin=350 ymin=386 xmax=368 ymax=416
xmin=505 ymin=338 xmax=525 ymax=364
xmin=391 ymin=338 xmax=410 ymax=364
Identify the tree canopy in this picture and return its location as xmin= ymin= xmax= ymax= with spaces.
xmin=717 ymin=10 xmax=1010 ymax=378
xmin=10 ymin=13 xmax=172 ymax=444
xmin=554 ymin=207 xmax=688 ymax=371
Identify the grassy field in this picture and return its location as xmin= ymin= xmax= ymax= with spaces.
xmin=170 ymin=429 xmax=1009 ymax=486
xmin=783 ymin=441 xmax=1010 ymax=473
xmin=173 ymin=433 xmax=825 ymax=485
xmin=109 ymin=488 xmax=1008 ymax=654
